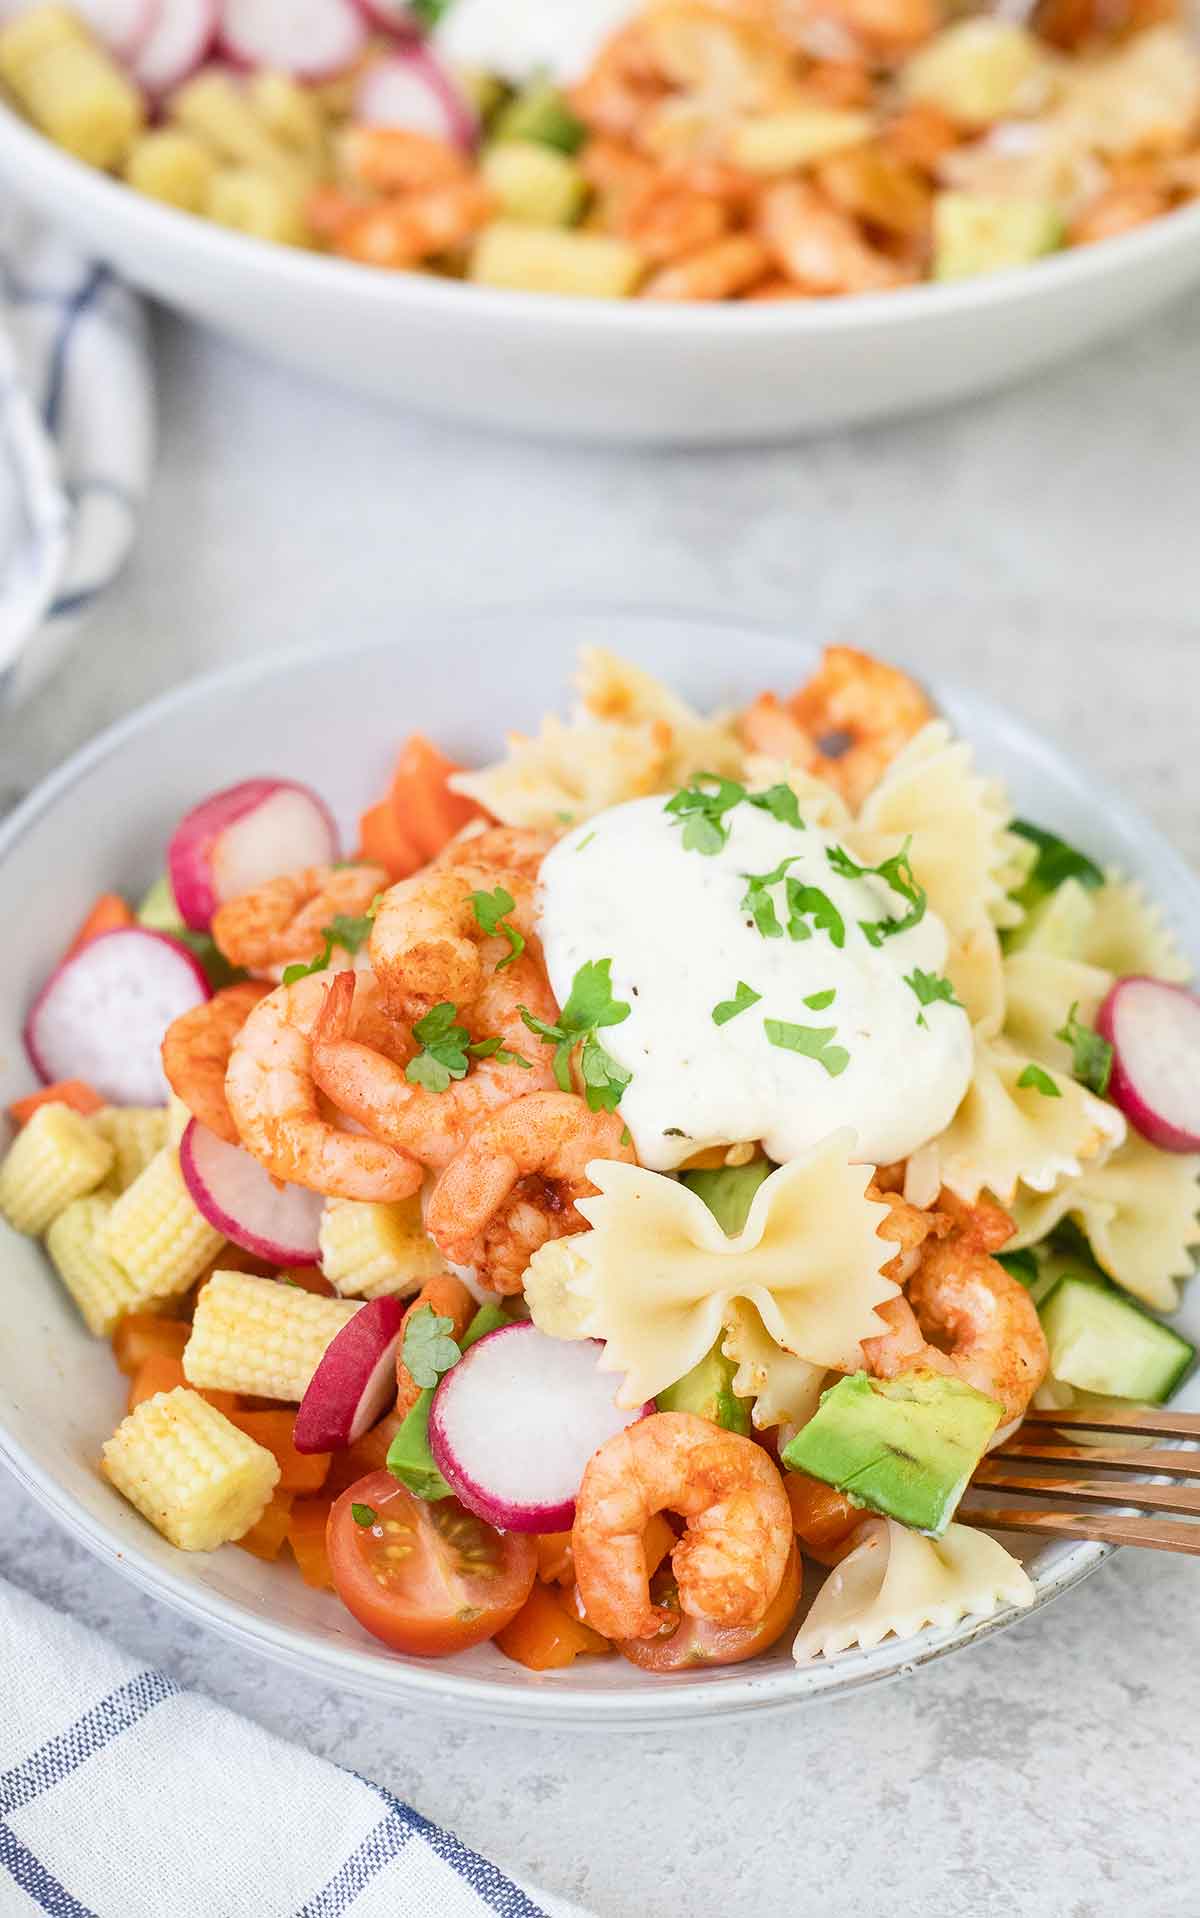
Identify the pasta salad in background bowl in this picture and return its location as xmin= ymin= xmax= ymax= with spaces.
xmin=0 ymin=608 xmax=1196 ymax=1725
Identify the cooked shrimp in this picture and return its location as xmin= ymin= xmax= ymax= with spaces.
xmin=332 ymin=181 xmax=495 ymax=268
xmin=740 ymin=645 xmax=934 ymax=809
xmin=569 ymin=22 xmax=668 ymax=139
xmin=439 ymin=826 xmax=556 ymax=881
xmin=369 ymin=860 xmax=541 ymax=1024
xmin=340 ymin=126 xmax=469 ymax=193
xmin=1069 ymin=184 xmax=1169 ymax=246
xmin=212 ymin=865 xmax=388 ymax=973
xmin=310 ymin=948 xmax=560 ymax=1170
xmin=225 ymin=972 xmax=423 ymax=1201
xmin=161 ymin=981 xmax=271 ymax=1144
xmin=862 ymin=1194 xmax=1048 ymax=1424
xmin=756 ymin=181 xmax=911 ymax=296
xmin=573 ymin=1410 xmax=793 ymax=1640
xmin=618 ymin=179 xmax=730 ymax=262
xmin=395 ymin=1272 xmax=476 ymax=1417
xmin=424 ymin=1089 xmax=635 ymax=1294
xmin=642 ymin=233 xmax=771 ymax=298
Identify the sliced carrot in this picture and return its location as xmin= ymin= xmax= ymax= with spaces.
xmin=495 ymin=1581 xmax=611 ymax=1671
xmin=388 ymin=733 xmax=485 ymax=861
xmin=126 ymin=1353 xmax=238 ymax=1416
xmin=228 ymin=1409 xmax=330 ymax=1494
xmin=65 ymin=892 xmax=135 ymax=958
xmin=280 ymin=1265 xmax=337 ymax=1298
xmin=395 ymin=1274 xmax=475 ymax=1416
xmin=356 ymin=799 xmax=424 ymax=881
xmin=112 ymin=1314 xmax=189 ymax=1377
xmin=642 ymin=1511 xmax=677 ymax=1579
xmin=324 ymin=1406 xmax=405 ymax=1498
xmin=9 ymin=1079 xmax=106 ymax=1126
xmin=784 ymin=1471 xmax=864 ymax=1566
xmin=236 ymin=1489 xmax=295 ymax=1562
xmin=288 ymin=1495 xmax=335 ymax=1589
xmin=535 ymin=1531 xmax=574 ymax=1587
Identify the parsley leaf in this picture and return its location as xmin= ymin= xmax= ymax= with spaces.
xmin=1018 ymin=1063 xmax=1062 ymax=1099
xmin=713 ymin=981 xmax=762 ymax=1026
xmin=281 ymin=904 xmax=381 ymax=986
xmin=404 ymin=1002 xmax=471 ymax=1092
xmin=747 ymin=784 xmax=805 ymax=830
xmin=827 ymin=838 xmax=927 ymax=947
xmin=466 ymin=1036 xmax=532 ymax=1069
xmin=664 ymin=775 xmax=747 ymax=855
xmin=905 ymin=968 xmax=963 ymax=1027
xmin=1011 ymin=821 xmax=1104 ymax=908
xmin=740 ymin=857 xmax=796 ymax=938
xmin=1055 ymin=1001 xmax=1114 ymax=1097
xmin=785 ymin=880 xmax=846 ymax=948
xmin=351 ymin=1502 xmax=377 ymax=1528
xmin=402 ymin=1305 xmax=462 ymax=1388
xmin=470 ymin=886 xmax=525 ymax=970
xmin=803 ymin=988 xmax=836 ymax=1011
xmin=519 ymin=958 xmax=632 ymax=1112
xmin=764 ymin=1018 xmax=850 ymax=1078
xmin=576 ymin=831 xmax=597 ymax=852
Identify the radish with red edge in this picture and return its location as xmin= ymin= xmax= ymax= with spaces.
xmin=294 ymin=1295 xmax=403 ymax=1451
xmin=1097 ymin=976 xmax=1200 ymax=1153
xmin=25 ymin=929 xmax=209 ymax=1106
xmin=179 ymin=1118 xmax=325 ymax=1261
xmin=167 ymin=777 xmax=339 ymax=932
xmin=219 ymin=0 xmax=367 ymax=79
xmin=0 ymin=0 xmax=156 ymax=58
xmin=354 ymin=48 xmax=477 ymax=149
xmin=428 ymin=1322 xmax=650 ymax=1532
xmin=132 ymin=0 xmax=217 ymax=93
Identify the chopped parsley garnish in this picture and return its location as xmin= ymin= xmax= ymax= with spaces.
xmin=740 ymin=859 xmax=845 ymax=947
xmin=520 ymin=958 xmax=632 ymax=1112
xmin=664 ymin=774 xmax=747 ymax=855
xmin=712 ymin=980 xmax=762 ymax=1026
xmin=1017 ymin=1063 xmax=1062 ymax=1099
xmin=741 ymin=857 xmax=795 ymax=938
xmin=576 ymin=831 xmax=597 ymax=852
xmin=1011 ymin=821 xmax=1104 ymax=906
xmin=803 ymin=988 xmax=836 ymax=1011
xmin=904 ymin=967 xmax=963 ymax=1027
xmin=996 ymin=1248 xmax=1039 ymax=1287
xmin=826 ymin=838 xmax=927 ymax=947
xmin=470 ymin=885 xmax=525 ymax=970
xmin=620 ymin=1124 xmax=632 ymax=1147
xmin=402 ymin=1305 xmax=462 ymax=1388
xmin=747 ymin=784 xmax=804 ymax=830
xmin=281 ymin=903 xmax=381 ymax=985
xmin=1055 ymin=1001 xmax=1114 ymax=1097
xmin=764 ymin=1018 xmax=850 ymax=1078
xmin=405 ymin=1003 xmax=528 ymax=1093
xmin=351 ymin=1503 xmax=378 ymax=1528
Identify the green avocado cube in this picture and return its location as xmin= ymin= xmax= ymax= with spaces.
xmin=678 ymin=1158 xmax=772 ymax=1237
xmin=933 ymin=191 xmax=1064 ymax=283
xmin=781 ymin=1370 xmax=1003 ymax=1535
xmin=494 ymin=81 xmax=585 ymax=154
xmin=657 ymin=1339 xmax=751 ymax=1435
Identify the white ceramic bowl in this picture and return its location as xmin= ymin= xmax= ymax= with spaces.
xmin=1 ymin=98 xmax=1200 ymax=444
xmin=0 ymin=609 xmax=1196 ymax=1725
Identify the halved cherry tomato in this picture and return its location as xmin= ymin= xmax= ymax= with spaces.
xmin=617 ymin=1541 xmax=802 ymax=1672
xmin=784 ymin=1471 xmax=864 ymax=1567
xmin=327 ymin=1470 xmax=537 ymax=1657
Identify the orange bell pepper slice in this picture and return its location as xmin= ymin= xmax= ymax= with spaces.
xmin=126 ymin=1353 xmax=238 ymax=1417
xmin=287 ymin=1495 xmax=335 ymax=1589
xmin=227 ymin=1409 xmax=330 ymax=1495
xmin=65 ymin=892 xmax=134 ymax=958
xmin=236 ymin=1489 xmax=295 ymax=1562
xmin=388 ymin=733 xmax=485 ymax=861
xmin=9 ymin=1080 xmax=105 ymax=1126
xmin=112 ymin=1313 xmax=189 ymax=1377
xmin=495 ymin=1581 xmax=612 ymax=1671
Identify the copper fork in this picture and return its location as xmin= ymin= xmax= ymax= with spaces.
xmin=962 ymin=1404 xmax=1200 ymax=1556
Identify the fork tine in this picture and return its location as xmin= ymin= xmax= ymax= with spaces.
xmin=971 ymin=1466 xmax=1200 ymax=1516
xmin=992 ymin=1440 xmax=1200 ymax=1479
xmin=1023 ymin=1406 xmax=1200 ymax=1440
xmin=960 ymin=1508 xmax=1200 ymax=1556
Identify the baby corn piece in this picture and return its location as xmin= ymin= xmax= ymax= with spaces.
xmin=94 ymin=1106 xmax=168 ymax=1194
xmin=45 ymin=1194 xmax=144 ymax=1336
xmin=469 ymin=222 xmax=644 ymax=297
xmin=319 ymin=1195 xmax=445 ymax=1300
xmin=185 ymin=1270 xmax=360 ymax=1402
xmin=0 ymin=1102 xmax=114 ymax=1235
xmin=104 ymin=1147 xmax=225 ymax=1302
xmin=169 ymin=70 xmax=312 ymax=188
xmin=123 ymin=129 xmax=217 ymax=212
xmin=206 ymin=168 xmax=312 ymax=247
xmin=165 ymin=1091 xmax=193 ymax=1147
xmin=0 ymin=4 xmax=143 ymax=169
xmin=102 ymin=1387 xmax=280 ymax=1551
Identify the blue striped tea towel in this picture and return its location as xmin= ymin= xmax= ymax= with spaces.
xmin=0 ymin=1578 xmax=588 ymax=1918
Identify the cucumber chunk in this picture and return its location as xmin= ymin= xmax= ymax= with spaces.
xmin=1039 ymin=1275 xmax=1195 ymax=1404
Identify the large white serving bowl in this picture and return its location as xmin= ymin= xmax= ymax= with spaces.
xmin=0 ymin=609 xmax=1196 ymax=1725
xmin=2 ymin=98 xmax=1200 ymax=444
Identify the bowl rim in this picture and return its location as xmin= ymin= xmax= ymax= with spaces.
xmin=2 ymin=93 xmax=1200 ymax=339
xmin=1 ymin=611 xmax=1168 ymax=1723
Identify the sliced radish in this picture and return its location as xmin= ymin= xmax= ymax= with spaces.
xmin=428 ymin=1323 xmax=649 ymax=1532
xmin=219 ymin=0 xmax=367 ymax=79
xmin=1097 ymin=976 xmax=1200 ymax=1153
xmin=180 ymin=1118 xmax=325 ymax=1261
xmin=167 ymin=778 xmax=339 ymax=932
xmin=0 ymin=0 xmax=158 ymax=57
xmin=354 ymin=47 xmax=477 ymax=150
xmin=25 ymin=929 xmax=210 ymax=1106
xmin=353 ymin=0 xmax=419 ymax=33
xmin=293 ymin=1295 xmax=402 ymax=1451
xmin=133 ymin=0 xmax=217 ymax=94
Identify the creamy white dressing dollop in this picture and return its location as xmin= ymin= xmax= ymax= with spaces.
xmin=435 ymin=0 xmax=636 ymax=84
xmin=537 ymin=795 xmax=973 ymax=1172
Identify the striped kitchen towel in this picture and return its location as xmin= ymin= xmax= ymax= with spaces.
xmin=0 ymin=205 xmax=153 ymax=712
xmin=0 ymin=1579 xmax=587 ymax=1918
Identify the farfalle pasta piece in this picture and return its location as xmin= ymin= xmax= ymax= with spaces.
xmin=719 ymin=1299 xmax=827 ymax=1432
xmin=1075 ymin=872 xmax=1191 ymax=984
xmin=576 ymin=646 xmax=744 ymax=777
xmin=1002 ymin=951 xmax=1114 ymax=1074
xmin=845 ymin=722 xmax=1028 ymax=938
xmin=948 ymin=917 xmax=1007 ymax=1035
xmin=562 ymin=1134 xmax=896 ymax=1411
xmin=932 ymin=1038 xmax=1125 ymax=1205
xmin=742 ymin=754 xmax=852 ymax=831
xmin=792 ymin=1517 xmax=1034 ymax=1662
xmin=1009 ymin=1133 xmax=1199 ymax=1312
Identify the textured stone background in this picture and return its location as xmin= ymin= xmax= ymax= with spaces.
xmin=3 ymin=305 xmax=1200 ymax=1917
